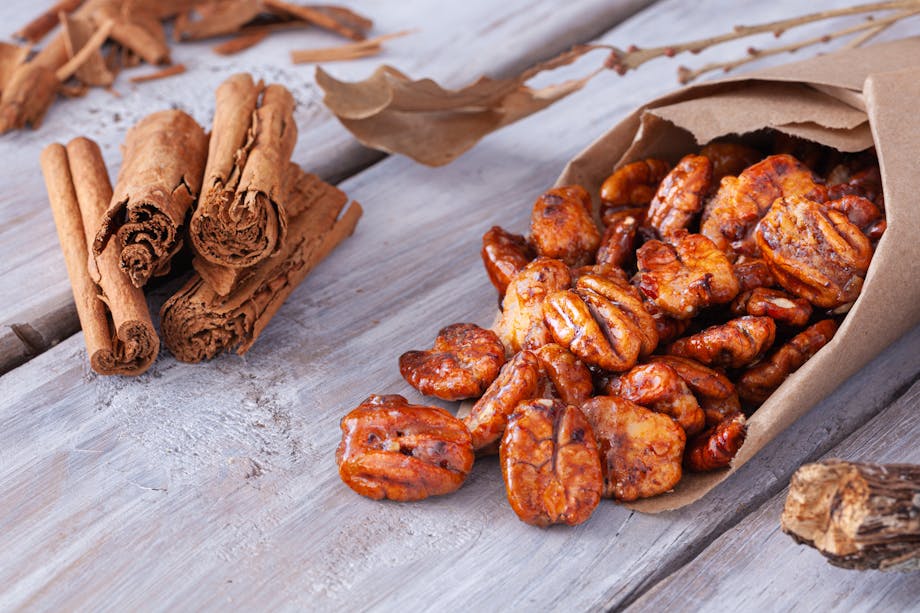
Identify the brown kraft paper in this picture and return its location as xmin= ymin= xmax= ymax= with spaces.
xmin=93 ymin=109 xmax=209 ymax=288
xmin=554 ymin=37 xmax=920 ymax=511
xmin=189 ymin=73 xmax=298 ymax=270
xmin=161 ymin=167 xmax=362 ymax=363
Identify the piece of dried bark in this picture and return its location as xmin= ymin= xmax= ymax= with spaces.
xmin=212 ymin=31 xmax=268 ymax=55
xmin=174 ymin=0 xmax=264 ymax=41
xmin=0 ymin=34 xmax=69 ymax=133
xmin=40 ymin=137 xmax=158 ymax=375
xmin=90 ymin=2 xmax=171 ymax=65
xmin=13 ymin=0 xmax=84 ymax=44
xmin=56 ymin=18 xmax=114 ymax=82
xmin=162 ymin=167 xmax=362 ymax=362
xmin=190 ymin=73 xmax=297 ymax=269
xmin=61 ymin=13 xmax=115 ymax=86
xmin=290 ymin=30 xmax=412 ymax=64
xmin=315 ymin=44 xmax=608 ymax=166
xmin=0 ymin=43 xmax=30 ymax=94
xmin=93 ymin=110 xmax=208 ymax=287
xmin=782 ymin=460 xmax=920 ymax=572
xmin=128 ymin=63 xmax=186 ymax=83
xmin=262 ymin=0 xmax=368 ymax=41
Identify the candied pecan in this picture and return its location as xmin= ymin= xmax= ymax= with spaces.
xmin=581 ymin=395 xmax=686 ymax=501
xmin=684 ymin=413 xmax=747 ymax=472
xmin=756 ymin=195 xmax=873 ymax=308
xmin=497 ymin=257 xmax=572 ymax=353
xmin=529 ymin=185 xmax=600 ymax=267
xmin=733 ymin=257 xmax=776 ymax=292
xmin=600 ymin=159 xmax=671 ymax=214
xmin=535 ymin=343 xmax=594 ymax=407
xmin=825 ymin=195 xmax=884 ymax=237
xmin=648 ymin=355 xmax=741 ymax=427
xmin=606 ymin=362 xmax=705 ymax=435
xmin=826 ymin=162 xmax=883 ymax=206
xmin=399 ymin=323 xmax=505 ymax=401
xmin=701 ymin=154 xmax=826 ymax=256
xmin=730 ymin=287 xmax=812 ymax=327
xmin=636 ymin=232 xmax=740 ymax=319
xmin=668 ymin=316 xmax=776 ymax=369
xmin=699 ymin=141 xmax=761 ymax=182
xmin=597 ymin=208 xmax=644 ymax=268
xmin=463 ymin=351 xmax=541 ymax=451
xmin=336 ymin=395 xmax=474 ymax=501
xmin=771 ymin=132 xmax=832 ymax=171
xmin=737 ymin=319 xmax=837 ymax=404
xmin=481 ymin=226 xmax=535 ymax=296
xmin=645 ymin=154 xmax=712 ymax=239
xmin=641 ymin=296 xmax=689 ymax=344
xmin=544 ymin=273 xmax=658 ymax=372
xmin=500 ymin=399 xmax=603 ymax=527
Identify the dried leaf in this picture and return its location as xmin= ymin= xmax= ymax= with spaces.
xmin=291 ymin=30 xmax=412 ymax=64
xmin=315 ymin=45 xmax=608 ymax=166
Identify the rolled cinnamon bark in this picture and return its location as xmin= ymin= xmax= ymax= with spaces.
xmin=40 ymin=137 xmax=159 ymax=375
xmin=162 ymin=167 xmax=361 ymax=362
xmin=189 ymin=73 xmax=298 ymax=269
xmin=0 ymin=35 xmax=67 ymax=133
xmin=93 ymin=110 xmax=208 ymax=288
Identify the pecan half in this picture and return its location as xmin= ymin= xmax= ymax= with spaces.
xmin=648 ymin=355 xmax=741 ymax=427
xmin=668 ymin=316 xmax=776 ymax=369
xmin=645 ymin=154 xmax=712 ymax=239
xmin=535 ymin=343 xmax=594 ymax=407
xmin=481 ymin=226 xmax=534 ymax=296
xmin=497 ymin=257 xmax=572 ymax=353
xmin=600 ymin=158 xmax=671 ymax=215
xmin=699 ymin=141 xmax=761 ymax=183
xmin=597 ymin=207 xmax=644 ymax=269
xmin=529 ymin=185 xmax=600 ymax=267
xmin=684 ymin=413 xmax=747 ymax=472
xmin=606 ymin=362 xmax=705 ymax=436
xmin=730 ymin=287 xmax=812 ymax=327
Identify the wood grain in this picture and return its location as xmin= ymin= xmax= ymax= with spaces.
xmin=630 ymin=380 xmax=920 ymax=612
xmin=1 ymin=0 xmax=919 ymax=610
xmin=0 ymin=0 xmax=654 ymax=374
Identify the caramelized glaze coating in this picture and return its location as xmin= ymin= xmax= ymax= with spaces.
xmin=737 ymin=319 xmax=837 ymax=403
xmin=500 ymin=399 xmax=603 ymax=527
xmin=756 ymin=195 xmax=873 ymax=308
xmin=498 ymin=257 xmax=572 ymax=353
xmin=535 ymin=343 xmax=594 ymax=407
xmin=641 ymin=297 xmax=690 ymax=344
xmin=825 ymin=195 xmax=884 ymax=237
xmin=529 ymin=185 xmax=600 ymax=267
xmin=581 ymin=395 xmax=686 ymax=501
xmin=730 ymin=287 xmax=812 ymax=327
xmin=463 ymin=351 xmax=541 ymax=450
xmin=701 ymin=154 xmax=825 ymax=256
xmin=636 ymin=232 xmax=740 ymax=319
xmin=600 ymin=159 xmax=671 ymax=214
xmin=336 ymin=395 xmax=474 ymax=501
xmin=648 ymin=355 xmax=741 ymax=427
xmin=481 ymin=226 xmax=535 ymax=296
xmin=684 ymin=413 xmax=747 ymax=472
xmin=646 ymin=154 xmax=712 ymax=239
xmin=597 ymin=207 xmax=644 ymax=268
xmin=826 ymin=162 xmax=883 ymax=206
xmin=733 ymin=257 xmax=776 ymax=292
xmin=399 ymin=323 xmax=506 ymax=401
xmin=544 ymin=273 xmax=658 ymax=372
xmin=668 ymin=316 xmax=776 ymax=369
xmin=607 ymin=362 xmax=705 ymax=436
xmin=699 ymin=141 xmax=761 ymax=183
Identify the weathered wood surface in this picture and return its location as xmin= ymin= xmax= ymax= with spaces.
xmin=631 ymin=380 xmax=920 ymax=612
xmin=1 ymin=1 xmax=919 ymax=611
xmin=0 ymin=0 xmax=654 ymax=373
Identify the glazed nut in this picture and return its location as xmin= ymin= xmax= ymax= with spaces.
xmin=699 ymin=141 xmax=761 ymax=183
xmin=481 ymin=226 xmax=535 ymax=296
xmin=581 ymin=395 xmax=686 ymax=501
xmin=535 ymin=343 xmax=594 ymax=407
xmin=730 ymin=287 xmax=812 ymax=327
xmin=606 ymin=362 xmax=705 ymax=436
xmin=825 ymin=195 xmax=884 ymax=238
xmin=463 ymin=351 xmax=542 ymax=451
xmin=648 ymin=355 xmax=741 ymax=427
xmin=600 ymin=158 xmax=671 ymax=213
xmin=738 ymin=319 xmax=837 ymax=404
xmin=544 ymin=273 xmax=657 ymax=373
xmin=399 ymin=323 xmax=506 ymax=401
xmin=667 ymin=315 xmax=777 ymax=369
xmin=636 ymin=232 xmax=740 ymax=319
xmin=684 ymin=413 xmax=747 ymax=472
xmin=597 ymin=207 xmax=644 ymax=269
xmin=336 ymin=395 xmax=474 ymax=501
xmin=732 ymin=257 xmax=776 ymax=293
xmin=645 ymin=154 xmax=712 ymax=239
xmin=500 ymin=399 xmax=603 ymax=527
xmin=756 ymin=195 xmax=872 ymax=308
xmin=497 ymin=257 xmax=572 ymax=354
xmin=529 ymin=185 xmax=601 ymax=267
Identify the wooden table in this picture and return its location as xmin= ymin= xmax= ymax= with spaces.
xmin=1 ymin=1 xmax=918 ymax=610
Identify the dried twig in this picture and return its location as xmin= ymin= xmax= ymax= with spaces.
xmin=13 ymin=0 xmax=83 ymax=43
xmin=129 ymin=63 xmax=187 ymax=83
xmin=291 ymin=30 xmax=414 ymax=64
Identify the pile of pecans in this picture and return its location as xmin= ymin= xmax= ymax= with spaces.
xmin=336 ymin=133 xmax=885 ymax=527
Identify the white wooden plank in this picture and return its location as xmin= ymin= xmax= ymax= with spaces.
xmin=0 ymin=0 xmax=655 ymax=373
xmin=630 ymin=379 xmax=920 ymax=613
xmin=1 ymin=1 xmax=918 ymax=610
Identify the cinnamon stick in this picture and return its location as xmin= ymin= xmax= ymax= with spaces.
xmin=189 ymin=73 xmax=297 ymax=269
xmin=262 ymin=0 xmax=368 ymax=41
xmin=60 ymin=12 xmax=115 ymax=86
xmin=91 ymin=2 xmax=171 ymax=66
xmin=0 ymin=43 xmax=30 ymax=94
xmin=128 ymin=63 xmax=186 ymax=83
xmin=13 ymin=0 xmax=84 ymax=44
xmin=162 ymin=167 xmax=362 ymax=362
xmin=93 ymin=110 xmax=209 ymax=288
xmin=40 ymin=137 xmax=158 ymax=375
xmin=0 ymin=34 xmax=69 ymax=133
xmin=782 ymin=460 xmax=920 ymax=571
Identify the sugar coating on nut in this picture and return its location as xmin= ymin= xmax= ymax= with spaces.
xmin=529 ymin=185 xmax=600 ymax=268
xmin=481 ymin=226 xmax=534 ymax=296
xmin=399 ymin=323 xmax=506 ymax=401
xmin=730 ymin=287 xmax=812 ymax=327
xmin=668 ymin=315 xmax=776 ymax=369
xmin=648 ymin=355 xmax=741 ymax=427
xmin=336 ymin=395 xmax=474 ymax=501
xmin=600 ymin=159 xmax=671 ymax=215
xmin=684 ymin=412 xmax=747 ymax=472
xmin=463 ymin=351 xmax=541 ymax=451
xmin=606 ymin=362 xmax=705 ymax=436
xmin=646 ymin=154 xmax=712 ymax=239
xmin=498 ymin=257 xmax=572 ymax=354
xmin=535 ymin=343 xmax=594 ymax=407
